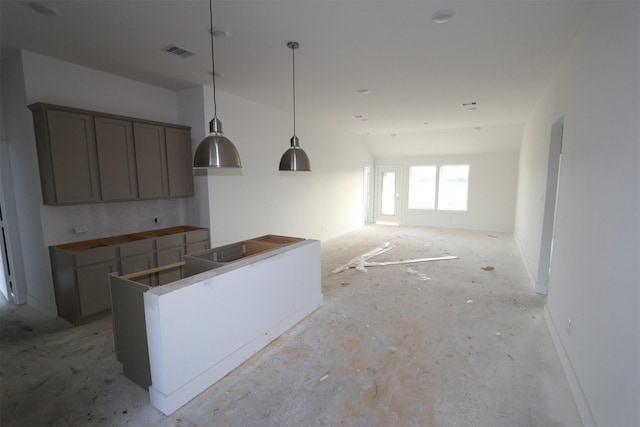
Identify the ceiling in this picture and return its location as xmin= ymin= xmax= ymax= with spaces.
xmin=1 ymin=0 xmax=592 ymax=156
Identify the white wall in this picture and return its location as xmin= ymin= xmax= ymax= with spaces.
xmin=514 ymin=3 xmax=640 ymax=426
xmin=199 ymin=85 xmax=373 ymax=246
xmin=375 ymin=152 xmax=519 ymax=232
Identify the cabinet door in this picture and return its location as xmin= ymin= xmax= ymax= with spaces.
xmin=121 ymin=253 xmax=156 ymax=286
xmin=76 ymin=259 xmax=118 ymax=317
xmin=156 ymin=246 xmax=184 ymax=285
xmin=165 ymin=127 xmax=194 ymax=197
xmin=46 ymin=110 xmax=101 ymax=204
xmin=95 ymin=117 xmax=138 ymax=201
xmin=133 ymin=123 xmax=168 ymax=199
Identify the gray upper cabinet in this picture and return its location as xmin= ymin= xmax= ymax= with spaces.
xmin=133 ymin=123 xmax=169 ymax=199
xmin=29 ymin=103 xmax=193 ymax=205
xmin=95 ymin=117 xmax=138 ymax=201
xmin=31 ymin=107 xmax=101 ymax=204
xmin=165 ymin=127 xmax=194 ymax=197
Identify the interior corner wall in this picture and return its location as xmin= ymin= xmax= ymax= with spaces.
xmin=514 ymin=3 xmax=640 ymax=426
xmin=198 ymin=86 xmax=373 ymax=246
xmin=176 ymin=86 xmax=210 ymax=231
xmin=375 ymin=152 xmax=519 ymax=232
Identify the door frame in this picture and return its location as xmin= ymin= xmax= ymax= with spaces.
xmin=536 ymin=117 xmax=564 ymax=294
xmin=374 ymin=164 xmax=403 ymax=224
xmin=363 ymin=164 xmax=374 ymax=223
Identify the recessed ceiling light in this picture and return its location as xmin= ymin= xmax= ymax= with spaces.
xmin=210 ymin=28 xmax=230 ymax=38
xmin=432 ymin=10 xmax=454 ymax=24
xmin=358 ymin=89 xmax=371 ymax=95
xmin=29 ymin=2 xmax=59 ymax=16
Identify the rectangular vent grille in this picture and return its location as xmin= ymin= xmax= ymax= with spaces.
xmin=162 ymin=45 xmax=195 ymax=58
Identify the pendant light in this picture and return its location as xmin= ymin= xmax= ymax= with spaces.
xmin=193 ymin=0 xmax=241 ymax=169
xmin=279 ymin=41 xmax=311 ymax=172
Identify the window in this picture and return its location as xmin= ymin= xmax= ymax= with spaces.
xmin=437 ymin=165 xmax=469 ymax=211
xmin=408 ymin=166 xmax=436 ymax=209
xmin=408 ymin=164 xmax=469 ymax=211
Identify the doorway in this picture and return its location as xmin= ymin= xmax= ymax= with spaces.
xmin=374 ymin=165 xmax=402 ymax=224
xmin=536 ymin=117 xmax=564 ymax=294
xmin=363 ymin=164 xmax=374 ymax=223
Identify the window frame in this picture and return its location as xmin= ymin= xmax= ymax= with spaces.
xmin=407 ymin=164 xmax=470 ymax=212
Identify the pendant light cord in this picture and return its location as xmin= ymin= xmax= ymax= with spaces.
xmin=292 ymin=44 xmax=296 ymax=138
xmin=209 ymin=0 xmax=217 ymax=120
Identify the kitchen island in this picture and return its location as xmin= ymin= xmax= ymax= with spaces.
xmin=109 ymin=235 xmax=322 ymax=415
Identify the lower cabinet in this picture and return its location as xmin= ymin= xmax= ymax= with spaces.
xmin=120 ymin=239 xmax=156 ymax=286
xmin=76 ymin=260 xmax=119 ymax=317
xmin=50 ymin=226 xmax=209 ymax=325
xmin=121 ymin=253 xmax=156 ymax=286
xmin=156 ymin=247 xmax=184 ymax=286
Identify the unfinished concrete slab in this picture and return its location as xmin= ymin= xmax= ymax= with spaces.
xmin=0 ymin=225 xmax=581 ymax=426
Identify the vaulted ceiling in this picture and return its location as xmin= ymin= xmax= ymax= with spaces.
xmin=1 ymin=0 xmax=592 ymax=156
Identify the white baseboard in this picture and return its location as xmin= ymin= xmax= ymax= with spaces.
xmin=544 ymin=305 xmax=596 ymax=427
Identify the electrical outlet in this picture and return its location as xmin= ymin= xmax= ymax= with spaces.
xmin=74 ymin=226 xmax=88 ymax=234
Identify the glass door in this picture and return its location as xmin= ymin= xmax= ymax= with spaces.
xmin=375 ymin=165 xmax=402 ymax=224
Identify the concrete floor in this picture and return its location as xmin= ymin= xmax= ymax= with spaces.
xmin=0 ymin=225 xmax=582 ymax=426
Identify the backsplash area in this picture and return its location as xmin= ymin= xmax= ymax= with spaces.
xmin=41 ymin=198 xmax=188 ymax=246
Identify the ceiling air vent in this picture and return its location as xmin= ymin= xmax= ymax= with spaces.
xmin=162 ymin=45 xmax=195 ymax=58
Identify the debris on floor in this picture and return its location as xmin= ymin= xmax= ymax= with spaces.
xmin=466 ymin=300 xmax=474 ymax=304
xmin=333 ymin=242 xmax=456 ymax=273
xmin=319 ymin=374 xmax=329 ymax=382
xmin=481 ymin=266 xmax=495 ymax=271
xmin=418 ymin=274 xmax=431 ymax=281
xmin=332 ymin=242 xmax=395 ymax=273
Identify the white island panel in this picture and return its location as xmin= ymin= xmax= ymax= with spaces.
xmin=143 ymin=239 xmax=322 ymax=415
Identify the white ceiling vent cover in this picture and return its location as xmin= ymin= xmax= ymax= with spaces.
xmin=162 ymin=45 xmax=195 ymax=58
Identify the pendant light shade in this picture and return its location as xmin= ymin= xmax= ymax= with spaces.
xmin=279 ymin=136 xmax=311 ymax=171
xmin=279 ymin=41 xmax=311 ymax=172
xmin=193 ymin=0 xmax=241 ymax=169
xmin=193 ymin=118 xmax=242 ymax=169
